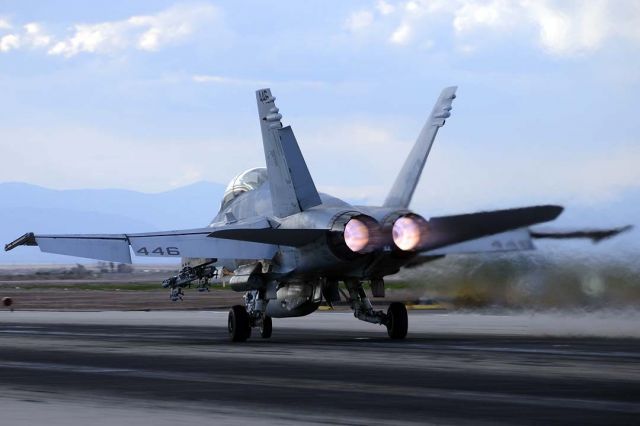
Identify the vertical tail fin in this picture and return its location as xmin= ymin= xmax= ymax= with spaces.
xmin=383 ymin=86 xmax=457 ymax=208
xmin=256 ymin=89 xmax=322 ymax=217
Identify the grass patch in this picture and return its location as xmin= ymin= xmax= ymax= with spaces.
xmin=3 ymin=282 xmax=164 ymax=291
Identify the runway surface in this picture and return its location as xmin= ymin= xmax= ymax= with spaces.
xmin=1 ymin=310 xmax=639 ymax=425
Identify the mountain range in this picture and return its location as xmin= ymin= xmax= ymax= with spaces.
xmin=1 ymin=181 xmax=224 ymax=263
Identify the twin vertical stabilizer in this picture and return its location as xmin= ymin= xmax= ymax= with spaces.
xmin=384 ymin=86 xmax=457 ymax=208
xmin=256 ymin=89 xmax=322 ymax=218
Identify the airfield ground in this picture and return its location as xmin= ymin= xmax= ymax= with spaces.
xmin=1 ymin=310 xmax=639 ymax=425
xmin=1 ymin=266 xmax=639 ymax=425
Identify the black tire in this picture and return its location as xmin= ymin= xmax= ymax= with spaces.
xmin=386 ymin=302 xmax=408 ymax=339
xmin=228 ymin=305 xmax=250 ymax=342
xmin=260 ymin=315 xmax=272 ymax=339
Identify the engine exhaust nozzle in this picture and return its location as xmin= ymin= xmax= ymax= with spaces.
xmin=392 ymin=214 xmax=428 ymax=251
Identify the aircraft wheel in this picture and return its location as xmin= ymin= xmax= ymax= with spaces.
xmin=386 ymin=302 xmax=408 ymax=339
xmin=228 ymin=305 xmax=250 ymax=342
xmin=260 ymin=315 xmax=272 ymax=339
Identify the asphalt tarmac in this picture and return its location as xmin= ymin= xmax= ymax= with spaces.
xmin=1 ymin=310 xmax=639 ymax=425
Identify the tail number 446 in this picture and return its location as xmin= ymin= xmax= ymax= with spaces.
xmin=136 ymin=247 xmax=180 ymax=256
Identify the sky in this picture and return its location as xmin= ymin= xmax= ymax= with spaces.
xmin=1 ymin=0 xmax=639 ymax=215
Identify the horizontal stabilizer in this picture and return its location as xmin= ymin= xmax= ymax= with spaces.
xmin=530 ymin=225 xmax=632 ymax=243
xmin=209 ymin=228 xmax=326 ymax=247
xmin=419 ymin=205 xmax=563 ymax=252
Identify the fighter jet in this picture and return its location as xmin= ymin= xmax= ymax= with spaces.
xmin=5 ymin=87 xmax=630 ymax=341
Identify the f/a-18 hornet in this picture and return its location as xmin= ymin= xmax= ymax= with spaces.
xmin=5 ymin=87 xmax=630 ymax=341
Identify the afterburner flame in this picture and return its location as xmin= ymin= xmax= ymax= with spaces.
xmin=344 ymin=218 xmax=370 ymax=252
xmin=392 ymin=216 xmax=422 ymax=251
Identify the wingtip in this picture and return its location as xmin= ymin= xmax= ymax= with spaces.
xmin=553 ymin=204 xmax=564 ymax=214
xmin=5 ymin=232 xmax=37 ymax=251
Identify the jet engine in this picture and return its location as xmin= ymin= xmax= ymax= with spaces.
xmin=390 ymin=213 xmax=429 ymax=251
xmin=328 ymin=213 xmax=381 ymax=259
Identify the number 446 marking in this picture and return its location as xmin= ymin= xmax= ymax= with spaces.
xmin=136 ymin=247 xmax=180 ymax=256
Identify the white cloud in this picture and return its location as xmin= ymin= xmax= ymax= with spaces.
xmin=48 ymin=21 xmax=132 ymax=56
xmin=523 ymin=1 xmax=618 ymax=55
xmin=0 ymin=18 xmax=12 ymax=30
xmin=390 ymin=22 xmax=412 ymax=45
xmin=453 ymin=0 xmax=515 ymax=33
xmin=23 ymin=23 xmax=51 ymax=48
xmin=376 ymin=1 xmax=396 ymax=16
xmin=0 ymin=22 xmax=52 ymax=52
xmin=345 ymin=10 xmax=374 ymax=32
xmin=0 ymin=34 xmax=19 ymax=52
xmin=49 ymin=3 xmax=217 ymax=57
xmin=345 ymin=0 xmax=640 ymax=56
xmin=0 ymin=3 xmax=218 ymax=57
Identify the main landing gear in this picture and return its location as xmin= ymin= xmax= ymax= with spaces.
xmin=227 ymin=305 xmax=273 ymax=342
xmin=228 ymin=290 xmax=272 ymax=342
xmin=228 ymin=305 xmax=251 ymax=342
xmin=227 ymin=282 xmax=408 ymax=341
xmin=386 ymin=302 xmax=408 ymax=339
xmin=345 ymin=279 xmax=408 ymax=339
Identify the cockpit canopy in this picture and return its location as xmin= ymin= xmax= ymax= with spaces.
xmin=221 ymin=167 xmax=268 ymax=208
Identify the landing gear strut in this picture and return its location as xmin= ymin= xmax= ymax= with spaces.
xmin=344 ymin=279 xmax=408 ymax=339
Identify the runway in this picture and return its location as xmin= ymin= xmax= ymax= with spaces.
xmin=1 ymin=310 xmax=639 ymax=425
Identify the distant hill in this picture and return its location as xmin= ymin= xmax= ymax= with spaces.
xmin=1 ymin=181 xmax=224 ymax=263
xmin=0 ymin=181 xmax=637 ymax=264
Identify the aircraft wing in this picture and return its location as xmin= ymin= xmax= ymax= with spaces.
xmin=423 ymin=227 xmax=534 ymax=255
xmin=529 ymin=225 xmax=632 ymax=243
xmin=417 ymin=205 xmax=563 ymax=252
xmin=402 ymin=227 xmax=534 ymax=268
xmin=5 ymin=222 xmax=279 ymax=263
xmin=403 ymin=215 xmax=632 ymax=268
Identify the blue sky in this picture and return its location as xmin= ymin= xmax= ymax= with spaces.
xmin=1 ymin=0 xmax=639 ymax=215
